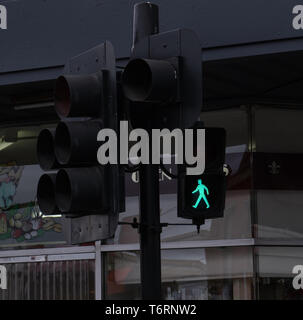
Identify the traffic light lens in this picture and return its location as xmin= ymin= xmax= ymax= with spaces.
xmin=122 ymin=59 xmax=152 ymax=101
xmin=37 ymin=129 xmax=57 ymax=170
xmin=54 ymin=120 xmax=102 ymax=165
xmin=55 ymin=122 xmax=72 ymax=165
xmin=54 ymin=74 xmax=103 ymax=118
xmin=55 ymin=167 xmax=105 ymax=213
xmin=37 ymin=174 xmax=57 ymax=215
xmin=54 ymin=76 xmax=71 ymax=117
xmin=122 ymin=58 xmax=177 ymax=103
xmin=56 ymin=169 xmax=72 ymax=212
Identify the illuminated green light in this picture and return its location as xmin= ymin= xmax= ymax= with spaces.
xmin=192 ymin=179 xmax=210 ymax=209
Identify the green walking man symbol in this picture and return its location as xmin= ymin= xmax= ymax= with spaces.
xmin=192 ymin=179 xmax=210 ymax=209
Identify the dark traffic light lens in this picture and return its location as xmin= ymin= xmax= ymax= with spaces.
xmin=54 ymin=74 xmax=102 ymax=118
xmin=122 ymin=59 xmax=152 ymax=101
xmin=54 ymin=121 xmax=72 ymax=165
xmin=54 ymin=76 xmax=71 ymax=117
xmin=122 ymin=58 xmax=177 ymax=102
xmin=37 ymin=128 xmax=59 ymax=170
xmin=54 ymin=120 xmax=102 ymax=165
xmin=55 ymin=169 xmax=72 ymax=212
xmin=37 ymin=174 xmax=58 ymax=215
xmin=55 ymin=167 xmax=105 ymax=213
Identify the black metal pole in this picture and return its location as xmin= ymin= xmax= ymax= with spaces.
xmin=139 ymin=163 xmax=162 ymax=299
xmin=131 ymin=2 xmax=162 ymax=300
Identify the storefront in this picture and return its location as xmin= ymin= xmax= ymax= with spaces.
xmin=0 ymin=105 xmax=302 ymax=300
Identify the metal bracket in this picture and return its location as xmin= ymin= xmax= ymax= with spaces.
xmin=65 ymin=214 xmax=118 ymax=245
xmin=118 ymin=218 xmax=205 ymax=234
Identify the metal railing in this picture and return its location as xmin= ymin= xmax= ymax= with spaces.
xmin=0 ymin=238 xmax=257 ymax=300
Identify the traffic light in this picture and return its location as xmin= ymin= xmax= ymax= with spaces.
xmin=122 ymin=28 xmax=202 ymax=130
xmin=120 ymin=3 xmax=204 ymax=300
xmin=178 ymin=126 xmax=227 ymax=225
xmin=36 ymin=41 xmax=124 ymax=243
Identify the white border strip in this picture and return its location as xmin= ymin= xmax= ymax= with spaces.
xmin=100 ymin=238 xmax=255 ymax=252
xmin=0 ymin=239 xmax=255 ymax=263
xmin=0 ymin=253 xmax=95 ymax=264
xmin=0 ymin=245 xmax=95 ymax=258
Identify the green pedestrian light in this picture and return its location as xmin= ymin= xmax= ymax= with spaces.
xmin=192 ymin=179 xmax=210 ymax=209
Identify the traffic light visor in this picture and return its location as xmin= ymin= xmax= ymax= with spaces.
xmin=37 ymin=128 xmax=58 ymax=170
xmin=55 ymin=167 xmax=104 ymax=213
xmin=37 ymin=174 xmax=58 ymax=215
xmin=54 ymin=121 xmax=72 ymax=165
xmin=122 ymin=58 xmax=177 ymax=102
xmin=54 ymin=74 xmax=102 ymax=118
xmin=55 ymin=169 xmax=73 ymax=212
xmin=54 ymin=76 xmax=71 ymax=117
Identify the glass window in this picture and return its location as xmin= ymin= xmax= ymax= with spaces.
xmin=112 ymin=108 xmax=252 ymax=244
xmin=256 ymin=247 xmax=303 ymax=300
xmin=104 ymin=246 xmax=254 ymax=300
xmin=254 ymin=107 xmax=303 ymax=239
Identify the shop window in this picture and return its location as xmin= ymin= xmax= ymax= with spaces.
xmin=254 ymin=107 xmax=303 ymax=239
xmin=104 ymin=246 xmax=254 ymax=300
xmin=113 ymin=108 xmax=252 ymax=244
xmin=256 ymin=247 xmax=303 ymax=300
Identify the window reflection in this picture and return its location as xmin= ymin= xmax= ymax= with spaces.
xmin=112 ymin=109 xmax=252 ymax=244
xmin=254 ymin=107 xmax=303 ymax=239
xmin=257 ymin=247 xmax=303 ymax=300
xmin=104 ymin=247 xmax=253 ymax=300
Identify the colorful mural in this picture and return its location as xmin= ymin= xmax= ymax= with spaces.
xmin=0 ymin=164 xmax=63 ymax=244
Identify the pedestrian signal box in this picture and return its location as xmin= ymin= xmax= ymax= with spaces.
xmin=178 ymin=127 xmax=227 ymax=222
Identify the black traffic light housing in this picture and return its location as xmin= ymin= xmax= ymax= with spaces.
xmin=122 ymin=28 xmax=202 ymax=130
xmin=178 ymin=126 xmax=227 ymax=224
xmin=36 ymin=41 xmax=124 ymax=243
